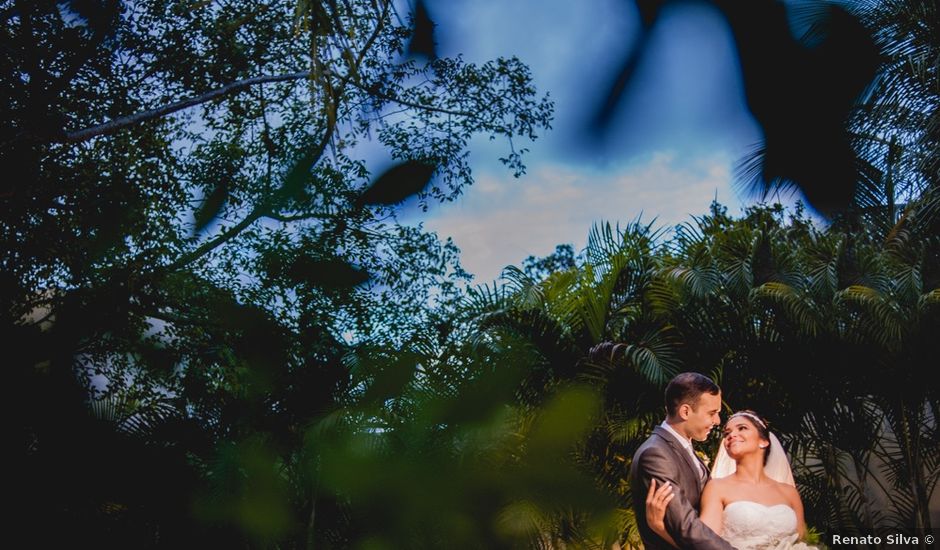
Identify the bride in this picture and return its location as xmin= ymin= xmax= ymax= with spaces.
xmin=646 ymin=410 xmax=818 ymax=550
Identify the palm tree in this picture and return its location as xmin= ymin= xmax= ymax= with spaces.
xmin=849 ymin=0 xmax=940 ymax=211
xmin=516 ymin=199 xmax=939 ymax=543
xmin=646 ymin=200 xmax=940 ymax=538
xmin=736 ymin=0 xmax=938 ymax=228
xmin=460 ymin=219 xmax=686 ymax=547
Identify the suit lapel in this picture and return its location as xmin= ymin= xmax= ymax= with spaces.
xmin=652 ymin=426 xmax=707 ymax=492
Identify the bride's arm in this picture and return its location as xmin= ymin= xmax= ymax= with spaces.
xmin=699 ymin=480 xmax=724 ymax=536
xmin=783 ymin=484 xmax=808 ymax=539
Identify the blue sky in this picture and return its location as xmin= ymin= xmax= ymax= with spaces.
xmin=403 ymin=0 xmax=800 ymax=282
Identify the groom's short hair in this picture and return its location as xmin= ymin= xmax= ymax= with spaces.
xmin=665 ymin=372 xmax=720 ymax=416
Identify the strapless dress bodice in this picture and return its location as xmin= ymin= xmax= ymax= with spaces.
xmin=722 ymin=501 xmax=817 ymax=550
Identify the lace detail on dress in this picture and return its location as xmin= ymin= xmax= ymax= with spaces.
xmin=722 ymin=501 xmax=818 ymax=550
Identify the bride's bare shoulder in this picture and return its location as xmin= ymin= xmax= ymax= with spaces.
xmin=774 ymin=481 xmax=801 ymax=502
xmin=704 ymin=476 xmax=733 ymax=494
xmin=773 ymin=479 xmax=798 ymax=492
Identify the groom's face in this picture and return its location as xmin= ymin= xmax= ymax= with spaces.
xmin=684 ymin=391 xmax=723 ymax=442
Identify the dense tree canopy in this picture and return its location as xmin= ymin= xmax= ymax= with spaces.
xmin=3 ymin=0 xmax=553 ymax=545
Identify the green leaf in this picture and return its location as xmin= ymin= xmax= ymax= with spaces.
xmin=282 ymin=255 xmax=370 ymax=289
xmin=193 ymin=180 xmax=229 ymax=234
xmin=355 ymin=160 xmax=436 ymax=207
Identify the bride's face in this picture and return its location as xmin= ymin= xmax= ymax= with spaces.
xmin=722 ymin=417 xmax=769 ymax=459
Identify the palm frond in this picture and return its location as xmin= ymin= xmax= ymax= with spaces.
xmin=644 ymin=277 xmax=681 ymax=319
xmin=462 ymin=281 xmax=512 ymax=317
xmin=501 ymin=265 xmax=545 ymax=309
xmin=733 ymin=143 xmax=800 ymax=202
xmin=718 ymin=230 xmax=758 ymax=296
xmin=918 ymin=288 xmax=940 ymax=311
xmin=751 ymin=282 xmax=823 ymax=338
xmin=836 ymin=284 xmax=905 ymax=349
xmin=581 ymin=327 xmax=681 ymax=387
xmin=661 ymin=265 xmax=721 ymax=300
xmin=89 ymin=393 xmax=181 ymax=440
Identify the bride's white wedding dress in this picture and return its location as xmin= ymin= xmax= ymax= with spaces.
xmin=722 ymin=501 xmax=818 ymax=550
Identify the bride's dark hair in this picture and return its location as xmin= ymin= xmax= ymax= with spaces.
xmin=729 ymin=409 xmax=771 ymax=465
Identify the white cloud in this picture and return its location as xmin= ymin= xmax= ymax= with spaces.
xmin=416 ymin=151 xmax=747 ymax=283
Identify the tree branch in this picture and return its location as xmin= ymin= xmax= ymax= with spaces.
xmin=346 ymin=79 xmax=475 ymax=118
xmin=59 ymin=71 xmax=312 ymax=143
xmin=52 ymin=0 xmax=431 ymax=147
xmin=57 ymin=0 xmax=394 ymax=145
xmin=164 ymin=82 xmax=341 ymax=272
xmin=165 ymin=207 xmax=266 ymax=272
xmin=264 ymin=211 xmax=337 ymax=223
xmin=137 ymin=1 xmax=396 ymax=274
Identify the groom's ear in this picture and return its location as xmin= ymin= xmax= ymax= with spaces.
xmin=677 ymin=403 xmax=691 ymax=420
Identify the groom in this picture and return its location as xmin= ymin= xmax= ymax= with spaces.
xmin=630 ymin=372 xmax=734 ymax=549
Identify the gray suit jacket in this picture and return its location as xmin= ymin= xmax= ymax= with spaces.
xmin=630 ymin=426 xmax=735 ymax=550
